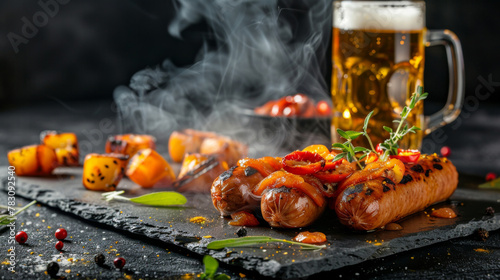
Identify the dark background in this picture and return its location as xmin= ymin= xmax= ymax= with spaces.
xmin=0 ymin=0 xmax=498 ymax=108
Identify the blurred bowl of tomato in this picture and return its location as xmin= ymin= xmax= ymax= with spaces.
xmin=240 ymin=94 xmax=332 ymax=151
xmin=253 ymin=93 xmax=331 ymax=118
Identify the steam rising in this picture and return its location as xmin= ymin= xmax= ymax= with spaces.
xmin=114 ymin=0 xmax=332 ymax=157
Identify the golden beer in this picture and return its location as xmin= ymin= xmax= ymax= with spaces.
xmin=331 ymin=27 xmax=425 ymax=149
xmin=331 ymin=1 xmax=465 ymax=150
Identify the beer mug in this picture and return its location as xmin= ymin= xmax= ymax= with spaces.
xmin=331 ymin=1 xmax=464 ymax=149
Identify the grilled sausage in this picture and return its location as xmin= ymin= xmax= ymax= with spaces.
xmin=258 ymin=171 xmax=326 ymax=228
xmin=335 ymin=154 xmax=458 ymax=231
xmin=211 ymin=157 xmax=283 ymax=216
xmin=261 ymin=186 xmax=326 ymax=228
xmin=211 ymin=166 xmax=264 ymax=216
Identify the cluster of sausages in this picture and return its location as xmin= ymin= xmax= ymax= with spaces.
xmin=210 ymin=147 xmax=459 ymax=231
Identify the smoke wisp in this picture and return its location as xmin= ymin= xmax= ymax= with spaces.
xmin=114 ymin=0 xmax=332 ymax=156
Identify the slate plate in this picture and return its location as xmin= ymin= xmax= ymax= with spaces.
xmin=2 ymin=167 xmax=500 ymax=279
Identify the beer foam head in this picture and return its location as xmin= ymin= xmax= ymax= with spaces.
xmin=334 ymin=1 xmax=424 ymax=31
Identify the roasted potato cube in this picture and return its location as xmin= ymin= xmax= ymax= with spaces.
xmin=40 ymin=131 xmax=79 ymax=166
xmin=126 ymin=149 xmax=176 ymax=188
xmin=7 ymin=145 xmax=58 ymax=176
xmin=168 ymin=130 xmax=205 ymax=163
xmin=105 ymin=134 xmax=156 ymax=159
xmin=82 ymin=153 xmax=128 ymax=191
xmin=7 ymin=145 xmax=57 ymax=176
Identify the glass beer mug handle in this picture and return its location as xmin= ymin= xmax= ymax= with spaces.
xmin=424 ymin=29 xmax=465 ymax=135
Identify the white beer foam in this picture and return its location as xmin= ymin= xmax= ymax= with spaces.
xmin=334 ymin=1 xmax=424 ymax=31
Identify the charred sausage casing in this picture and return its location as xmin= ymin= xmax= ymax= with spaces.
xmin=210 ymin=157 xmax=282 ymax=216
xmin=335 ymin=155 xmax=458 ymax=231
xmin=258 ymin=171 xmax=326 ymax=228
xmin=261 ymin=187 xmax=326 ymax=228
xmin=211 ymin=166 xmax=264 ymax=216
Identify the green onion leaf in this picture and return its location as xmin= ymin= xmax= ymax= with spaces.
xmin=478 ymin=178 xmax=500 ymax=190
xmin=103 ymin=191 xmax=187 ymax=206
xmin=206 ymin=236 xmax=326 ymax=250
xmin=129 ymin=192 xmax=187 ymax=206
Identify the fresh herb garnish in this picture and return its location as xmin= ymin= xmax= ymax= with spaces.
xmin=478 ymin=178 xmax=500 ymax=190
xmin=206 ymin=236 xmax=326 ymax=250
xmin=378 ymin=86 xmax=428 ymax=161
xmin=200 ymin=255 xmax=231 ymax=280
xmin=332 ymin=110 xmax=374 ymax=169
xmin=0 ymin=200 xmax=36 ymax=226
xmin=332 ymin=86 xmax=428 ymax=167
xmin=102 ymin=191 xmax=187 ymax=206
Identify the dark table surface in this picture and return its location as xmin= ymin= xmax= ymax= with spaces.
xmin=1 ymin=100 xmax=500 ymax=279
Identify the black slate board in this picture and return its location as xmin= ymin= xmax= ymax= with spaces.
xmin=2 ymin=167 xmax=500 ymax=279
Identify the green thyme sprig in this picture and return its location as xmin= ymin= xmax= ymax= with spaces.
xmin=0 ymin=200 xmax=37 ymax=226
xmin=332 ymin=111 xmax=374 ymax=169
xmin=332 ymin=86 xmax=428 ymax=167
xmin=378 ymin=86 xmax=428 ymax=161
xmin=207 ymin=236 xmax=325 ymax=250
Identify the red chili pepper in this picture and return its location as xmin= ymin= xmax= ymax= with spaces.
xmin=253 ymin=171 xmax=325 ymax=207
xmin=281 ymin=151 xmax=325 ymax=175
xmin=312 ymin=170 xmax=350 ymax=184
xmin=390 ymin=149 xmax=420 ymax=163
xmin=375 ymin=144 xmax=420 ymax=163
xmin=322 ymin=158 xmax=343 ymax=171
xmin=313 ymin=159 xmax=356 ymax=186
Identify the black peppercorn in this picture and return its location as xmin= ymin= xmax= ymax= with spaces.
xmin=236 ymin=227 xmax=247 ymax=237
xmin=476 ymin=228 xmax=489 ymax=241
xmin=94 ymin=253 xmax=105 ymax=266
xmin=485 ymin=207 xmax=495 ymax=216
xmin=47 ymin=261 xmax=59 ymax=276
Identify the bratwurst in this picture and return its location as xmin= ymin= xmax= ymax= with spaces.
xmin=258 ymin=171 xmax=327 ymax=228
xmin=335 ymin=154 xmax=458 ymax=231
xmin=211 ymin=157 xmax=281 ymax=216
